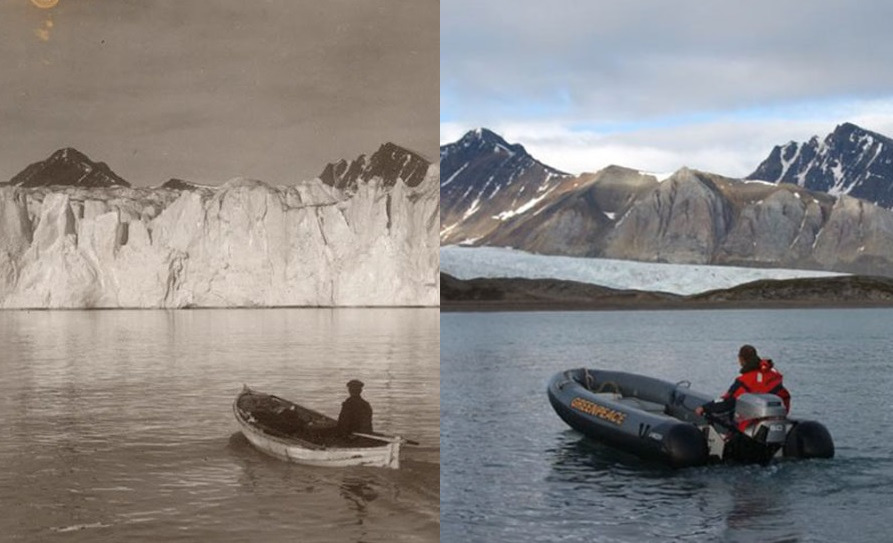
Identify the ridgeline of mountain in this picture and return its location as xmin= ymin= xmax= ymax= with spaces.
xmin=440 ymin=127 xmax=893 ymax=277
xmin=8 ymin=148 xmax=130 ymax=188
xmin=161 ymin=178 xmax=204 ymax=191
xmin=440 ymin=128 xmax=575 ymax=246
xmin=0 ymin=143 xmax=440 ymax=308
xmin=319 ymin=142 xmax=430 ymax=190
xmin=747 ymin=122 xmax=893 ymax=208
xmin=441 ymin=272 xmax=893 ymax=311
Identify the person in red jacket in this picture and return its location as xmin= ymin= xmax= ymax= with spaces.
xmin=695 ymin=344 xmax=791 ymax=427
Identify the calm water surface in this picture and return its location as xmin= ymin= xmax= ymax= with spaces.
xmin=0 ymin=308 xmax=439 ymax=542
xmin=442 ymin=308 xmax=893 ymax=543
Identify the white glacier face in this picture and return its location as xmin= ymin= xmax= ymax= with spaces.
xmin=0 ymin=166 xmax=439 ymax=308
xmin=440 ymin=245 xmax=845 ymax=296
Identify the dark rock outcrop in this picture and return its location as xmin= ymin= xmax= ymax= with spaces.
xmin=603 ymin=168 xmax=733 ymax=264
xmin=484 ymin=166 xmax=658 ymax=257
xmin=439 ymin=128 xmax=573 ymax=246
xmin=320 ymin=142 xmax=429 ymax=190
xmin=161 ymin=178 xmax=202 ymax=191
xmin=747 ymin=122 xmax=893 ymax=208
xmin=9 ymin=148 xmax=130 ymax=188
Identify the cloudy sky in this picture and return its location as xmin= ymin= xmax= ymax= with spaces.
xmin=441 ymin=1 xmax=893 ymax=177
xmin=1 ymin=0 xmax=438 ymax=186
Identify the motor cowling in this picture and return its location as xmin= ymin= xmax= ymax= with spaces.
xmin=734 ymin=393 xmax=790 ymax=445
xmin=742 ymin=418 xmax=791 ymax=445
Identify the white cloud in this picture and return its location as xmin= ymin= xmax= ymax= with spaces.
xmin=441 ymin=1 xmax=893 ymax=175
xmin=442 ymin=97 xmax=893 ymax=178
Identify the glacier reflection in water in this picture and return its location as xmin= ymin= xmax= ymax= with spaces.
xmin=0 ymin=308 xmax=439 ymax=543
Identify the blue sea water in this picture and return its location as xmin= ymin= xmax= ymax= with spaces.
xmin=441 ymin=308 xmax=893 ymax=543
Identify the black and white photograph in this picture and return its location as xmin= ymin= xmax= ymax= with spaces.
xmin=0 ymin=1 xmax=439 ymax=541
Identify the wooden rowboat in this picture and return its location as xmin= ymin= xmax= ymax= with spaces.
xmin=233 ymin=385 xmax=403 ymax=469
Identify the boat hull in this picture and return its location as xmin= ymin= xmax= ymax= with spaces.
xmin=548 ymin=368 xmax=710 ymax=468
xmin=233 ymin=388 xmax=402 ymax=469
xmin=547 ymin=368 xmax=834 ymax=468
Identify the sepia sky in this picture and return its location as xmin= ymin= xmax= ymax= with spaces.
xmin=442 ymin=0 xmax=893 ymax=177
xmin=0 ymin=0 xmax=438 ymax=186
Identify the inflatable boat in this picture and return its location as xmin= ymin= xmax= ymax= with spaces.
xmin=547 ymin=368 xmax=834 ymax=468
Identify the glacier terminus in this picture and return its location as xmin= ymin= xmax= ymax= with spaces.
xmin=0 ymin=145 xmax=439 ymax=308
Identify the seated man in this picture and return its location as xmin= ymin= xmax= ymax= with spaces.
xmin=337 ymin=379 xmax=373 ymax=436
xmin=696 ymin=344 xmax=791 ymax=430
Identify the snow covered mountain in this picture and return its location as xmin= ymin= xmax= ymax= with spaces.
xmin=747 ymin=122 xmax=893 ymax=208
xmin=320 ymin=142 xmax=430 ymax=191
xmin=440 ymin=128 xmax=893 ymax=277
xmin=7 ymin=147 xmax=130 ymax=189
xmin=440 ymin=128 xmax=574 ymax=245
xmin=0 ymin=146 xmax=439 ymax=308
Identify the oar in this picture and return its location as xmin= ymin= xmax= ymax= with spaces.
xmin=353 ymin=432 xmax=420 ymax=446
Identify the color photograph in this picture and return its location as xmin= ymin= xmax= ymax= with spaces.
xmin=441 ymin=2 xmax=893 ymax=541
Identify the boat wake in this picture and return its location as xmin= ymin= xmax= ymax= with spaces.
xmin=49 ymin=522 xmax=112 ymax=533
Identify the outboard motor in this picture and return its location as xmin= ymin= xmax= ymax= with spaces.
xmin=734 ymin=393 xmax=792 ymax=446
xmin=723 ymin=393 xmax=834 ymax=464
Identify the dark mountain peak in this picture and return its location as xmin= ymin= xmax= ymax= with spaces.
xmin=439 ymin=128 xmax=569 ymax=189
xmin=9 ymin=147 xmax=130 ymax=188
xmin=376 ymin=141 xmax=423 ymax=159
xmin=319 ymin=155 xmax=368 ymax=190
xmin=440 ymin=128 xmax=570 ymax=183
xmin=463 ymin=127 xmax=504 ymax=144
xmin=366 ymin=142 xmax=430 ymax=187
xmin=828 ymin=122 xmax=892 ymax=147
xmin=747 ymin=122 xmax=893 ymax=207
xmin=372 ymin=141 xmax=427 ymax=166
xmin=439 ymin=128 xmax=577 ymax=247
xmin=451 ymin=128 xmax=529 ymax=158
xmin=824 ymin=122 xmax=860 ymax=146
xmin=161 ymin=178 xmax=203 ymax=191
xmin=319 ymin=142 xmax=430 ymax=190
xmin=49 ymin=147 xmax=90 ymax=163
xmin=833 ymin=121 xmax=862 ymax=136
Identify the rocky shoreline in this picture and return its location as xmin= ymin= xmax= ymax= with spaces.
xmin=441 ymin=273 xmax=893 ymax=311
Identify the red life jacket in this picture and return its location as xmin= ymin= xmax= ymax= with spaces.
xmin=726 ymin=359 xmax=791 ymax=430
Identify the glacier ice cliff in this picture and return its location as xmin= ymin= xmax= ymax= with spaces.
xmin=0 ymin=164 xmax=439 ymax=308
